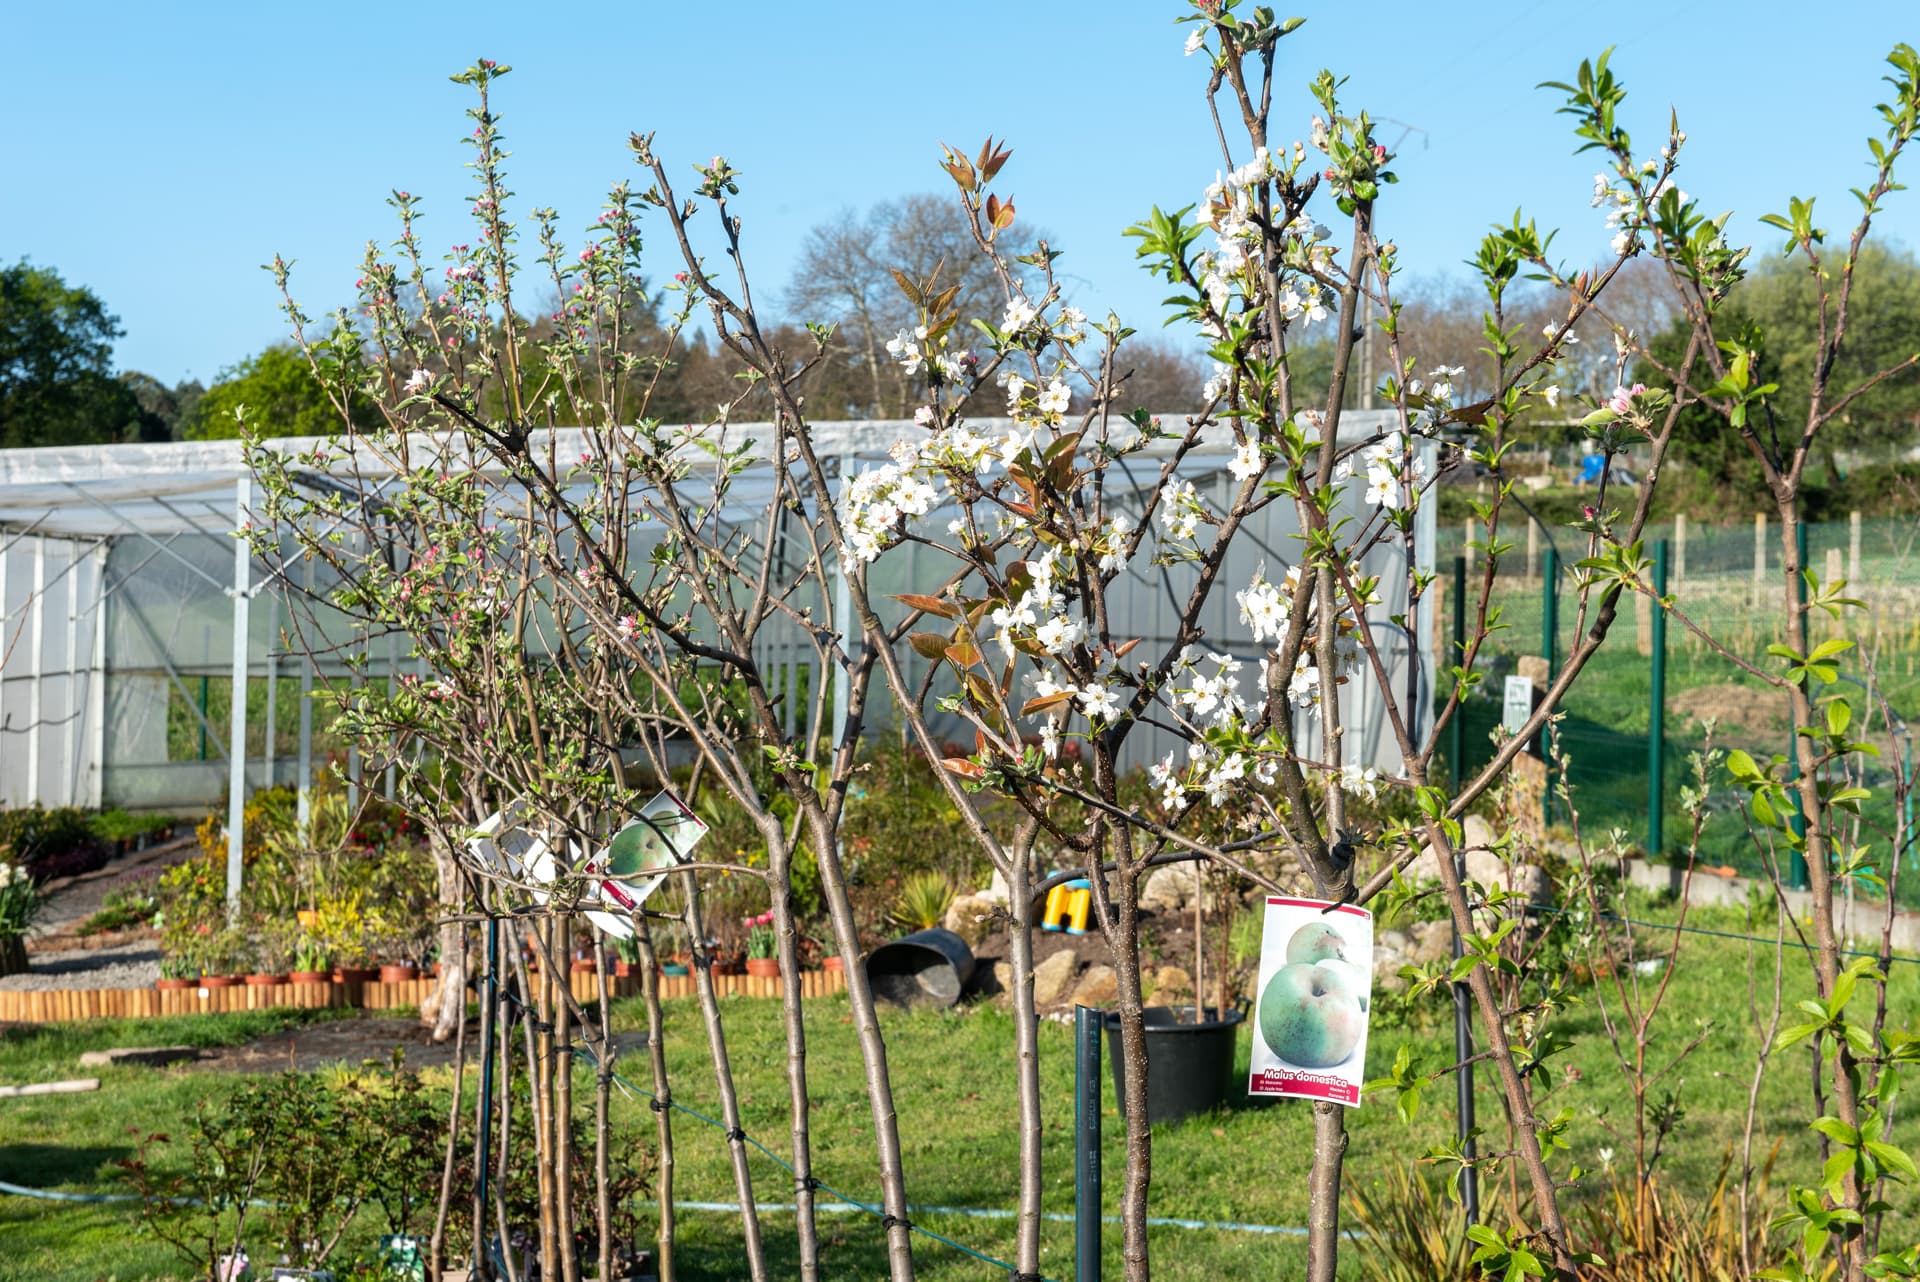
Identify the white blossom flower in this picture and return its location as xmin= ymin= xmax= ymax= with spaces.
xmin=1002 ymin=298 xmax=1038 ymax=336
xmin=885 ymin=328 xmax=924 ymax=375
xmin=1039 ymin=718 xmax=1062 ymax=759
xmin=403 ymin=367 xmax=433 ymax=395
xmin=1038 ymin=379 xmax=1072 ymax=417
xmin=1228 ymin=437 xmax=1263 ymax=481
xmin=1077 ymin=682 xmax=1122 ymax=722
xmin=1183 ymin=28 xmax=1205 ymax=56
xmin=1036 ymin=614 xmax=1087 ymax=655
xmin=1339 ymin=762 xmax=1380 ymax=801
xmin=1543 ymin=385 xmax=1563 ymax=409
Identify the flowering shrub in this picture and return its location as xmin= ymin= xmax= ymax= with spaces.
xmin=0 ymin=861 xmax=43 ymax=937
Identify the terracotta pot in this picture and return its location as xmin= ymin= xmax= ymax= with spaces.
xmin=712 ymin=958 xmax=744 ymax=976
xmin=334 ymin=966 xmax=378 ymax=984
xmin=289 ymin=971 xmax=330 ymax=985
xmin=571 ymin=959 xmax=597 ymax=974
xmin=822 ymin=956 xmax=845 ymax=974
xmin=426 ymin=962 xmax=441 ymax=978
xmin=244 ymin=973 xmax=289 ymax=987
xmin=614 ymin=961 xmax=634 ymax=978
xmin=199 ymin=974 xmax=240 ymax=989
xmin=745 ymin=958 xmax=780 ymax=978
xmin=379 ymin=963 xmax=421 ymax=983
xmin=155 ymin=977 xmax=195 ymax=991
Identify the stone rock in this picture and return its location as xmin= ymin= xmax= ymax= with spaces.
xmin=1408 ymin=813 xmax=1550 ymax=901
xmin=1517 ymin=654 xmax=1550 ymax=690
xmin=1032 ymin=949 xmax=1080 ymax=1007
xmin=990 ymin=961 xmax=1013 ymax=997
xmin=1409 ymin=919 xmax=1454 ymax=966
xmin=944 ymin=893 xmax=1000 ymax=946
xmin=1148 ymin=965 xmax=1192 ymax=1003
xmin=1071 ymin=964 xmax=1118 ymax=1008
xmin=1140 ymin=863 xmax=1203 ymax=915
xmin=78 ymin=1046 xmax=198 ymax=1069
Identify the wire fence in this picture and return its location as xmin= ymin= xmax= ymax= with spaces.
xmin=1437 ymin=513 xmax=1920 ymax=908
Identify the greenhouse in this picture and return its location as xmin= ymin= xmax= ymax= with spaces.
xmin=0 ymin=410 xmax=1434 ymax=895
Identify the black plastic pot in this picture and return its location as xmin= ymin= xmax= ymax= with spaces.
xmin=1104 ymin=1005 xmax=1244 ymax=1126
xmin=865 ymin=927 xmax=976 ymax=1009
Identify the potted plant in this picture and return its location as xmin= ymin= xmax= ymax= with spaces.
xmin=155 ymin=952 xmax=198 ymax=991
xmin=612 ymin=935 xmax=639 ymax=978
xmin=199 ymin=926 xmax=252 ymax=988
xmin=289 ymin=934 xmax=330 ymax=985
xmin=744 ymin=915 xmax=780 ymax=979
xmin=0 ymin=861 xmax=43 ymax=978
xmin=245 ymin=918 xmax=293 ymax=986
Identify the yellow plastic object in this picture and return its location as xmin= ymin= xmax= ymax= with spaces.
xmin=1041 ymin=879 xmax=1091 ymax=935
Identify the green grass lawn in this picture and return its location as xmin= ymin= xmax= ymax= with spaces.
xmin=3 ymin=909 xmax=1916 ymax=1281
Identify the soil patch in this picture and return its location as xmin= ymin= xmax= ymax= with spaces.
xmin=1670 ymin=682 xmax=1791 ymax=739
xmin=189 ymin=1014 xmax=475 ymax=1074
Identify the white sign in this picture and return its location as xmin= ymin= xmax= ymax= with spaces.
xmin=1502 ymin=675 xmax=1535 ymax=734
xmin=1247 ymin=896 xmax=1374 ymax=1107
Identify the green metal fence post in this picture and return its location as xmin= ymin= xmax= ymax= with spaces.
xmin=1075 ymin=1005 xmax=1102 ymax=1282
xmin=1451 ymin=555 xmax=1467 ymax=790
xmin=1541 ymin=545 xmax=1559 ymax=825
xmin=1789 ymin=522 xmax=1810 ymax=890
xmin=1648 ymin=540 xmax=1669 ymax=858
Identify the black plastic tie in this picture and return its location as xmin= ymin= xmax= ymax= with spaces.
xmin=882 ymin=1214 xmax=914 ymax=1233
xmin=647 ymin=1098 xmax=669 ymax=1113
xmin=726 ymin=1127 xmax=748 ymax=1143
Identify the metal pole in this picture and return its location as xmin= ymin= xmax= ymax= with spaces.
xmin=1789 ymin=523 xmax=1810 ymax=890
xmin=88 ymin=543 xmax=109 ymax=809
xmin=475 ymin=907 xmax=498 ymax=1275
xmin=1075 ymin=1004 xmax=1102 ymax=1282
xmin=264 ymin=589 xmax=277 ymax=791
xmin=27 ymin=538 xmax=44 ymax=802
xmin=225 ymin=476 xmax=252 ymax=920
xmin=1449 ymin=555 xmax=1466 ymax=790
xmin=298 ymin=556 xmax=314 ymax=832
xmin=1540 ymin=545 xmax=1559 ymax=824
xmin=1648 ymin=540 xmax=1669 ymax=858
xmin=62 ymin=543 xmax=80 ymax=806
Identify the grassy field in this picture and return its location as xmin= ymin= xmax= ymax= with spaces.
xmin=2 ymin=897 xmax=1917 ymax=1281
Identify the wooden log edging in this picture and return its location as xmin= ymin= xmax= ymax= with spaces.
xmin=0 ymin=966 xmax=848 ymax=1025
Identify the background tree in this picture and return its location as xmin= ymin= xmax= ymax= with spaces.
xmin=185 ymin=344 xmax=376 ymax=439
xmin=0 ymin=259 xmax=148 ymax=447
xmin=118 ymin=370 xmax=204 ymax=442
xmin=1650 ymin=244 xmax=1920 ymax=488
xmin=785 ymin=192 xmax=1045 ymax=417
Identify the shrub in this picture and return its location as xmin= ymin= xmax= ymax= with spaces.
xmin=0 ymin=804 xmax=108 ymax=882
xmin=888 ymin=871 xmax=954 ymax=933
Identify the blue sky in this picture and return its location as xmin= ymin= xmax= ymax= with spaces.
xmin=3 ymin=1 xmax=1914 ymax=385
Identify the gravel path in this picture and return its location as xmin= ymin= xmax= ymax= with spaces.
xmin=0 ymin=940 xmax=160 ymax=991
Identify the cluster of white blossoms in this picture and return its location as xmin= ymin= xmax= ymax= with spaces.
xmin=838 ymin=452 xmax=939 ymax=564
xmin=1169 ymin=646 xmax=1248 ymax=730
xmin=1156 ymin=479 xmax=1207 ymax=543
xmin=1335 ymin=431 xmax=1429 ymax=512
xmin=1591 ymin=166 xmax=1689 ymax=256
xmin=888 ymin=326 xmax=971 ymax=383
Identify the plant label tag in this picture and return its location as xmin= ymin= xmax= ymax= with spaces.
xmin=1502 ymin=674 xmax=1534 ymax=734
xmin=1247 ymin=896 xmax=1374 ymax=1107
xmin=578 ymin=790 xmax=709 ymax=938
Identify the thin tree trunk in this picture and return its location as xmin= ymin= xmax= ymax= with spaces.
xmin=801 ymin=813 xmax=918 ymax=1282
xmin=768 ymin=844 xmax=821 ymax=1282
xmin=636 ymin=917 xmax=676 ymax=1282
xmin=427 ymin=831 xmax=468 ymax=1042
xmin=1008 ymin=837 xmax=1044 ymax=1277
xmin=556 ymin=934 xmax=581 ymax=1282
xmin=430 ymin=914 xmax=470 ymax=1278
xmin=593 ymin=937 xmax=615 ymax=1282
xmin=678 ymin=871 xmax=769 ymax=1282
